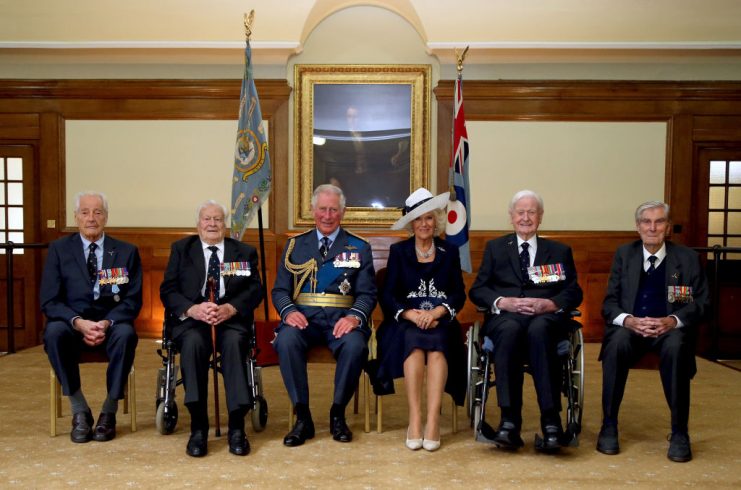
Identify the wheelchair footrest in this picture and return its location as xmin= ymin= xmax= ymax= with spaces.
xmin=475 ymin=420 xmax=500 ymax=445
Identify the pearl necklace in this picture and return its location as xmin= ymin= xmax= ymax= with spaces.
xmin=415 ymin=244 xmax=434 ymax=259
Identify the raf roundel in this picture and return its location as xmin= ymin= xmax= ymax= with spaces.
xmin=446 ymin=199 xmax=467 ymax=235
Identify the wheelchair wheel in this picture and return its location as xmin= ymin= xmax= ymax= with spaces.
xmin=251 ymin=395 xmax=269 ymax=432
xmin=155 ymin=401 xmax=178 ymax=435
xmin=566 ymin=327 xmax=584 ymax=433
xmin=466 ymin=322 xmax=481 ymax=423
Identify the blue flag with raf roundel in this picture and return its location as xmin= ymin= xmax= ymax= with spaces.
xmin=230 ymin=38 xmax=271 ymax=241
xmin=445 ymin=75 xmax=472 ymax=273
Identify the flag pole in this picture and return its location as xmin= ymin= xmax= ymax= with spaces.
xmin=449 ymin=45 xmax=469 ymax=201
xmin=243 ymin=10 xmax=271 ymax=338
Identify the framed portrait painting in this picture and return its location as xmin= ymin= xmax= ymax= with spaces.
xmin=294 ymin=64 xmax=431 ymax=227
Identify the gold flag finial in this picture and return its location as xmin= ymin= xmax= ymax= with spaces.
xmin=455 ymin=46 xmax=469 ymax=74
xmin=244 ymin=10 xmax=255 ymax=41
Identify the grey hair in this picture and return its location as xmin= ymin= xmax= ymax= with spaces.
xmin=311 ymin=184 xmax=346 ymax=211
xmin=508 ymin=189 xmax=544 ymax=214
xmin=635 ymin=200 xmax=670 ymax=222
xmin=196 ymin=200 xmax=227 ymax=224
xmin=74 ymin=191 xmax=109 ymax=214
xmin=403 ymin=208 xmax=447 ymax=236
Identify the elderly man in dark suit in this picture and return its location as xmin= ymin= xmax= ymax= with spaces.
xmin=469 ymin=189 xmax=582 ymax=452
xmin=598 ymin=201 xmax=709 ymax=462
xmin=160 ymin=200 xmax=263 ymax=458
xmin=42 ymin=191 xmax=142 ymax=443
xmin=272 ymin=184 xmax=376 ymax=447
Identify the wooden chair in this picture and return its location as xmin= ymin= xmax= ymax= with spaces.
xmin=287 ymin=345 xmax=371 ymax=433
xmin=50 ymin=350 xmax=136 ymax=437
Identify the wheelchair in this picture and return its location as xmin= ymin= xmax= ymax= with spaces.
xmin=466 ymin=311 xmax=584 ymax=448
xmin=155 ymin=315 xmax=268 ymax=435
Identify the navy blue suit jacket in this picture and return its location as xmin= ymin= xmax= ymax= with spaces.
xmin=469 ymin=233 xmax=582 ymax=313
xmin=40 ymin=233 xmax=143 ymax=325
xmin=160 ymin=235 xmax=263 ymax=324
xmin=602 ymin=240 xmax=709 ymax=327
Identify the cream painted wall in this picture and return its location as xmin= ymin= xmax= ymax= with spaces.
xmin=467 ymin=121 xmax=667 ymax=231
xmin=65 ymin=120 xmax=269 ymax=228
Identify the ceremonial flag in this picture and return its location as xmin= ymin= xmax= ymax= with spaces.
xmin=230 ymin=37 xmax=271 ymax=241
xmin=446 ymin=75 xmax=472 ymax=272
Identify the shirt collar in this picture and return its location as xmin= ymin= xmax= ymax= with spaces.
xmin=201 ymin=240 xmax=224 ymax=253
xmin=316 ymin=227 xmax=340 ymax=244
xmin=642 ymin=242 xmax=667 ymax=264
xmin=80 ymin=233 xmax=105 ymax=250
xmin=516 ymin=234 xmax=537 ymax=251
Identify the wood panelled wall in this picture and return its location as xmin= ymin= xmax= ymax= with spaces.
xmin=1 ymin=79 xmax=740 ymax=349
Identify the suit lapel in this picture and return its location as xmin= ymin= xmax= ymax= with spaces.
xmin=625 ymin=244 xmax=644 ymax=312
xmin=70 ymin=234 xmax=90 ymax=280
xmin=534 ymin=236 xmax=550 ymax=266
xmin=102 ymin=236 xmax=116 ymax=270
xmin=222 ymin=239 xmax=237 ymax=290
xmin=506 ymin=234 xmax=522 ymax=279
xmin=189 ymin=238 xmax=207 ymax=288
xmin=663 ymin=242 xmax=682 ymax=287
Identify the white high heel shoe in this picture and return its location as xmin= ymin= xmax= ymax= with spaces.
xmin=422 ymin=438 xmax=441 ymax=451
xmin=405 ymin=427 xmax=423 ymax=450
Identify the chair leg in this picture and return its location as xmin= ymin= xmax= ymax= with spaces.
xmin=376 ymin=396 xmax=383 ymax=433
xmin=50 ymin=368 xmax=58 ymax=437
xmin=451 ymin=396 xmax=457 ymax=434
xmin=128 ymin=366 xmax=137 ymax=432
xmin=363 ymin=373 xmax=370 ymax=433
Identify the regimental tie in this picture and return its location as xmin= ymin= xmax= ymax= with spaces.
xmin=519 ymin=242 xmax=531 ymax=282
xmin=207 ymin=245 xmax=220 ymax=300
xmin=320 ymin=236 xmax=331 ymax=259
xmin=87 ymin=243 xmax=98 ymax=285
xmin=647 ymin=255 xmax=658 ymax=274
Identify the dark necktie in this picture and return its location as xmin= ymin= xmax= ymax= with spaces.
xmin=87 ymin=243 xmax=98 ymax=285
xmin=520 ymin=242 xmax=531 ymax=282
xmin=207 ymin=245 xmax=220 ymax=300
xmin=320 ymin=236 xmax=330 ymax=259
xmin=647 ymin=255 xmax=657 ymax=274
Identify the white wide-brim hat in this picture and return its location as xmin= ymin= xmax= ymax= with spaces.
xmin=391 ymin=187 xmax=450 ymax=230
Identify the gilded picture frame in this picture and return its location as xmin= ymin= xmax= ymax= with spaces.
xmin=294 ymin=64 xmax=430 ymax=227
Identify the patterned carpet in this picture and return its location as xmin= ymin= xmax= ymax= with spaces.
xmin=1 ymin=340 xmax=740 ymax=489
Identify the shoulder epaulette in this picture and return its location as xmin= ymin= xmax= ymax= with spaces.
xmin=294 ymin=229 xmax=313 ymax=238
xmin=345 ymin=230 xmax=369 ymax=243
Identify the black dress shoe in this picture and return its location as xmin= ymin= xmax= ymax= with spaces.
xmin=667 ymin=432 xmax=692 ymax=462
xmin=228 ymin=429 xmax=250 ymax=456
xmin=330 ymin=416 xmax=353 ymax=443
xmin=92 ymin=412 xmax=116 ymax=442
xmin=596 ymin=425 xmax=620 ymax=455
xmin=283 ymin=418 xmax=315 ymax=447
xmin=186 ymin=430 xmax=208 ymax=457
xmin=492 ymin=421 xmax=524 ymax=450
xmin=70 ymin=410 xmax=94 ymax=443
xmin=536 ymin=424 xmax=564 ymax=452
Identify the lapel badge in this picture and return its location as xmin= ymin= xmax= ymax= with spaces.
xmin=672 ymin=272 xmax=680 ymax=280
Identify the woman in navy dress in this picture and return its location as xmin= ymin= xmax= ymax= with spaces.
xmin=373 ymin=188 xmax=467 ymax=451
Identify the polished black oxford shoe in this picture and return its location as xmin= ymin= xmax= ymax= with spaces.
xmin=70 ymin=410 xmax=94 ymax=443
xmin=596 ymin=425 xmax=620 ymax=455
xmin=330 ymin=416 xmax=353 ymax=443
xmin=92 ymin=412 xmax=116 ymax=442
xmin=536 ymin=424 xmax=564 ymax=453
xmin=667 ymin=432 xmax=692 ymax=462
xmin=492 ymin=421 xmax=524 ymax=450
xmin=283 ymin=418 xmax=315 ymax=447
xmin=186 ymin=430 xmax=208 ymax=457
xmin=228 ymin=429 xmax=250 ymax=456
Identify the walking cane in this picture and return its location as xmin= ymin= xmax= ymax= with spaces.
xmin=207 ymin=277 xmax=221 ymax=437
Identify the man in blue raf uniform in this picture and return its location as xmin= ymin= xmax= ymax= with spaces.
xmin=598 ymin=201 xmax=709 ymax=462
xmin=272 ymin=184 xmax=377 ymax=446
xmin=41 ymin=191 xmax=142 ymax=443
xmin=469 ymin=190 xmax=582 ymax=453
